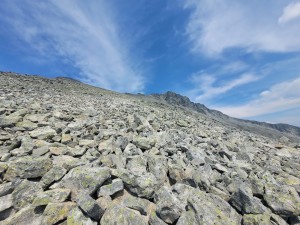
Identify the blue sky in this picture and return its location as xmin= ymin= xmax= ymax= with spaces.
xmin=1 ymin=0 xmax=300 ymax=126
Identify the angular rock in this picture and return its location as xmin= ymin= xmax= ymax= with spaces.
xmin=5 ymin=156 xmax=52 ymax=180
xmin=32 ymin=188 xmax=71 ymax=206
xmin=0 ymin=194 xmax=13 ymax=215
xmin=11 ymin=180 xmax=42 ymax=210
xmin=155 ymin=186 xmax=183 ymax=224
xmin=132 ymin=136 xmax=156 ymax=150
xmin=97 ymin=178 xmax=124 ymax=197
xmin=1 ymin=206 xmax=43 ymax=225
xmin=67 ymin=207 xmax=97 ymax=225
xmin=264 ymin=183 xmax=300 ymax=217
xmin=100 ymin=205 xmax=147 ymax=225
xmin=54 ymin=166 xmax=111 ymax=199
xmin=230 ymin=186 xmax=268 ymax=214
xmin=177 ymin=210 xmax=198 ymax=225
xmin=77 ymin=193 xmax=103 ymax=221
xmin=41 ymin=166 xmax=67 ymax=189
xmin=29 ymin=126 xmax=57 ymax=140
xmin=242 ymin=213 xmax=271 ymax=225
xmin=52 ymin=155 xmax=86 ymax=171
xmin=42 ymin=202 xmax=76 ymax=225
xmin=187 ymin=189 xmax=241 ymax=225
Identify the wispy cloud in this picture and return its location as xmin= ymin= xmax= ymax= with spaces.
xmin=184 ymin=0 xmax=300 ymax=56
xmin=215 ymin=77 xmax=300 ymax=118
xmin=188 ymin=73 xmax=260 ymax=102
xmin=1 ymin=0 xmax=144 ymax=92
xmin=278 ymin=2 xmax=300 ymax=24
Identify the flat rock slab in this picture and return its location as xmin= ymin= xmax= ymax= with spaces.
xmin=5 ymin=156 xmax=52 ymax=180
xmin=53 ymin=166 xmax=111 ymax=199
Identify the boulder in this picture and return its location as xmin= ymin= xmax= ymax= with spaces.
xmin=53 ymin=166 xmax=111 ymax=199
xmin=100 ymin=205 xmax=147 ymax=225
xmin=5 ymin=156 xmax=52 ymax=180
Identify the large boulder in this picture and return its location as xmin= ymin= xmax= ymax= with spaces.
xmin=187 ymin=189 xmax=241 ymax=225
xmin=100 ymin=205 xmax=147 ymax=225
xmin=264 ymin=183 xmax=300 ymax=217
xmin=5 ymin=156 xmax=52 ymax=180
xmin=52 ymin=166 xmax=111 ymax=199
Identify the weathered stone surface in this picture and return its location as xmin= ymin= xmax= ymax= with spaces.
xmin=11 ymin=180 xmax=42 ymax=210
xmin=5 ymin=156 xmax=52 ymax=180
xmin=32 ymin=188 xmax=71 ymax=206
xmin=132 ymin=136 xmax=156 ymax=150
xmin=264 ymin=183 xmax=300 ymax=217
xmin=242 ymin=213 xmax=271 ymax=225
xmin=67 ymin=207 xmax=97 ymax=225
xmin=42 ymin=202 xmax=76 ymax=225
xmin=0 ymin=194 xmax=13 ymax=214
xmin=54 ymin=166 xmax=111 ymax=199
xmin=98 ymin=178 xmax=124 ymax=197
xmin=41 ymin=166 xmax=67 ymax=188
xmin=76 ymin=192 xmax=103 ymax=221
xmin=230 ymin=186 xmax=268 ymax=214
xmin=100 ymin=205 xmax=147 ymax=225
xmin=29 ymin=126 xmax=57 ymax=139
xmin=1 ymin=206 xmax=43 ymax=225
xmin=155 ymin=186 xmax=183 ymax=224
xmin=187 ymin=189 xmax=241 ymax=225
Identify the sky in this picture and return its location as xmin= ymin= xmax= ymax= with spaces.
xmin=0 ymin=0 xmax=300 ymax=126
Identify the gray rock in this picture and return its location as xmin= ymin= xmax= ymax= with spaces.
xmin=177 ymin=210 xmax=198 ymax=225
xmin=42 ymin=202 xmax=77 ymax=225
xmin=5 ymin=156 xmax=52 ymax=180
xmin=0 ymin=115 xmax=21 ymax=128
xmin=155 ymin=186 xmax=183 ymax=224
xmin=54 ymin=166 xmax=111 ymax=199
xmin=187 ymin=189 xmax=241 ymax=225
xmin=32 ymin=188 xmax=71 ymax=206
xmin=98 ymin=178 xmax=124 ymax=197
xmin=29 ymin=126 xmax=57 ymax=139
xmin=132 ymin=136 xmax=156 ymax=150
xmin=67 ymin=207 xmax=97 ymax=225
xmin=11 ymin=180 xmax=42 ymax=210
xmin=0 ymin=206 xmax=43 ymax=225
xmin=52 ymin=155 xmax=86 ymax=171
xmin=0 ymin=182 xmax=14 ymax=197
xmin=121 ymin=192 xmax=155 ymax=216
xmin=77 ymin=192 xmax=103 ymax=221
xmin=242 ymin=213 xmax=271 ymax=225
xmin=100 ymin=205 xmax=147 ymax=225
xmin=126 ymin=155 xmax=147 ymax=175
xmin=40 ymin=166 xmax=67 ymax=189
xmin=230 ymin=186 xmax=268 ymax=214
xmin=264 ymin=183 xmax=300 ymax=217
xmin=0 ymin=194 xmax=13 ymax=215
xmin=149 ymin=211 xmax=168 ymax=225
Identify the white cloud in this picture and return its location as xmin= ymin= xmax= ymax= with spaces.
xmin=2 ymin=0 xmax=144 ymax=92
xmin=184 ymin=0 xmax=300 ymax=56
xmin=215 ymin=77 xmax=300 ymax=118
xmin=189 ymin=73 xmax=260 ymax=102
xmin=278 ymin=2 xmax=300 ymax=24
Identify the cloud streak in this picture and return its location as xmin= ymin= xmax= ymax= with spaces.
xmin=189 ymin=73 xmax=260 ymax=102
xmin=215 ymin=77 xmax=300 ymax=118
xmin=184 ymin=0 xmax=300 ymax=56
xmin=278 ymin=2 xmax=300 ymax=24
xmin=1 ymin=0 xmax=144 ymax=92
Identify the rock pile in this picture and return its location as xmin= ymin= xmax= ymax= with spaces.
xmin=0 ymin=72 xmax=300 ymax=225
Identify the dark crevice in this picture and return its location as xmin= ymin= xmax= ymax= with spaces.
xmin=34 ymin=205 xmax=47 ymax=215
xmin=167 ymin=170 xmax=176 ymax=186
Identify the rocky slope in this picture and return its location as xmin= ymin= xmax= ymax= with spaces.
xmin=0 ymin=71 xmax=300 ymax=225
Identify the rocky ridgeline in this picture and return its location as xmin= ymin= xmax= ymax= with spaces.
xmin=0 ymin=71 xmax=300 ymax=225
